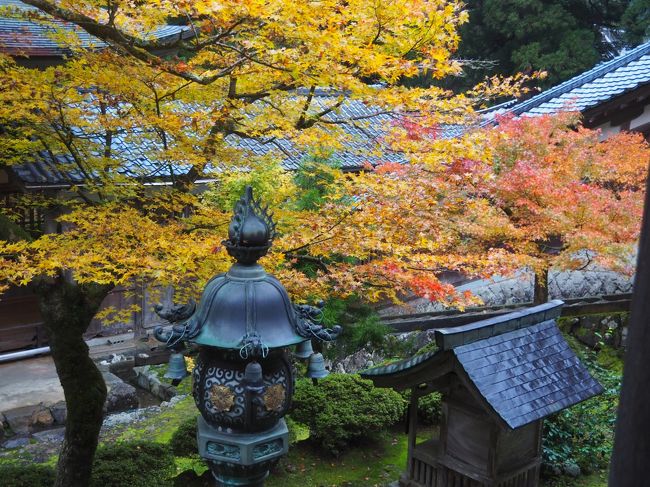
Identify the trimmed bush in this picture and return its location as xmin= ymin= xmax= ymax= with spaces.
xmin=0 ymin=464 xmax=55 ymax=486
xmin=291 ymin=374 xmax=406 ymax=455
xmin=542 ymin=338 xmax=621 ymax=475
xmin=170 ymin=415 xmax=199 ymax=456
xmin=91 ymin=441 xmax=175 ymax=487
xmin=417 ymin=392 xmax=442 ymax=425
xmin=400 ymin=390 xmax=442 ymax=426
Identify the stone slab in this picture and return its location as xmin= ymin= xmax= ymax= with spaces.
xmin=0 ymin=356 xmax=63 ymax=413
xmin=3 ymin=405 xmax=39 ymax=434
xmin=0 ymin=356 xmax=140 ymax=433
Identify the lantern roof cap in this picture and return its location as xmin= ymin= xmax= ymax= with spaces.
xmin=155 ymin=186 xmax=341 ymax=356
xmin=187 ymin=263 xmax=306 ymax=352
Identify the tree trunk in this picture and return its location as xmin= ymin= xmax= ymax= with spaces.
xmin=609 ymin=175 xmax=650 ymax=486
xmin=533 ymin=267 xmax=549 ymax=305
xmin=37 ymin=278 xmax=113 ymax=487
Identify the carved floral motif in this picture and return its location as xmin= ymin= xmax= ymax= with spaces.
xmin=263 ymin=384 xmax=285 ymax=412
xmin=210 ymin=385 xmax=235 ymax=412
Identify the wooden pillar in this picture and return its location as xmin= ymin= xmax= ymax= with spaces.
xmin=609 ymin=172 xmax=650 ymax=486
xmin=407 ymin=389 xmax=418 ymax=479
xmin=132 ymin=280 xmax=147 ymax=339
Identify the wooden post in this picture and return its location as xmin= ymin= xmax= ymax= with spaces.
xmin=408 ymin=390 xmax=418 ymax=457
xmin=609 ymin=173 xmax=650 ymax=486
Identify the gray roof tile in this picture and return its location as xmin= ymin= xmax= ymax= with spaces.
xmin=0 ymin=0 xmax=192 ymax=57
xmin=506 ymin=41 xmax=650 ymax=117
xmin=454 ymin=319 xmax=602 ymax=428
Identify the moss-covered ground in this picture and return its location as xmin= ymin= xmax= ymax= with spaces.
xmin=0 ymin=405 xmax=611 ymax=487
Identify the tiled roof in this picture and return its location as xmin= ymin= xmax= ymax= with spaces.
xmin=453 ymin=317 xmax=602 ymax=428
xmin=361 ymin=301 xmax=603 ymax=429
xmin=505 ymin=41 xmax=650 ymax=117
xmin=11 ymin=131 xmax=175 ymax=185
xmin=0 ymin=0 xmax=192 ymax=57
xmin=11 ymin=92 xmax=469 ymax=185
xmin=226 ymin=97 xmax=410 ymax=172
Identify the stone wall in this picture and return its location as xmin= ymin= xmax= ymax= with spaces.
xmin=1 ymin=360 xmax=177 ymax=447
xmin=380 ymin=267 xmax=634 ymax=316
xmin=0 ymin=402 xmax=66 ymax=439
xmin=132 ymin=365 xmax=177 ymax=402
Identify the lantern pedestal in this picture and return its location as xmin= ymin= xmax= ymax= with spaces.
xmin=197 ymin=416 xmax=289 ymax=486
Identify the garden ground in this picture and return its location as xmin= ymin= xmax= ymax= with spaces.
xmin=0 ymin=329 xmax=620 ymax=487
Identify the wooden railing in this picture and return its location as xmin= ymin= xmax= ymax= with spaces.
xmin=382 ymin=293 xmax=632 ymax=333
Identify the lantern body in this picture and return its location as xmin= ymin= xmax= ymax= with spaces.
xmin=154 ymin=187 xmax=340 ymax=487
xmin=193 ymin=349 xmax=294 ymax=433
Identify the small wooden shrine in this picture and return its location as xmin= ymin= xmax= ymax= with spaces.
xmin=361 ymin=301 xmax=602 ymax=487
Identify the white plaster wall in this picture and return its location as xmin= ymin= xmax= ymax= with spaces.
xmin=630 ymin=103 xmax=650 ymax=131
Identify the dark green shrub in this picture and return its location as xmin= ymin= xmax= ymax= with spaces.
xmin=542 ymin=338 xmax=620 ymax=475
xmin=170 ymin=415 xmax=199 ymax=456
xmin=414 ymin=340 xmax=439 ymax=356
xmin=0 ymin=464 xmax=55 ymax=486
xmin=91 ymin=441 xmax=175 ymax=487
xmin=345 ymin=315 xmax=391 ymax=353
xmin=291 ymin=374 xmax=406 ymax=455
xmin=400 ymin=390 xmax=442 ymax=425
xmin=293 ymin=156 xmax=341 ymax=210
xmin=417 ymin=392 xmax=442 ymax=425
xmin=324 ymin=299 xmax=393 ymax=359
xmin=321 ymin=297 xmax=347 ymax=328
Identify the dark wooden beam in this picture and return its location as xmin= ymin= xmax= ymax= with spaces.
xmin=584 ymin=84 xmax=650 ymax=128
xmin=382 ymin=294 xmax=632 ymax=333
xmin=609 ymin=171 xmax=650 ymax=486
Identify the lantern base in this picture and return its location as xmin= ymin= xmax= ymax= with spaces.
xmin=197 ymin=416 xmax=289 ymax=487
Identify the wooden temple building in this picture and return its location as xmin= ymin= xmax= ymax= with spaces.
xmin=361 ymin=301 xmax=603 ymax=487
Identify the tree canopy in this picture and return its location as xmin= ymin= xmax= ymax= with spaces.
xmin=0 ymin=0 xmax=535 ymax=305
xmin=426 ymin=0 xmax=648 ymax=92
xmin=622 ymin=0 xmax=650 ymax=45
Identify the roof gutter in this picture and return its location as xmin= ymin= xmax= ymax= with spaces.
xmin=23 ymin=178 xmax=219 ymax=190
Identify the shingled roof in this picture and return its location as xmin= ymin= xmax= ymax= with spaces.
xmin=0 ymin=0 xmax=193 ymax=57
xmin=9 ymin=88 xmax=472 ymax=187
xmin=9 ymin=95 xmax=412 ymax=186
xmin=361 ymin=300 xmax=603 ymax=429
xmin=503 ymin=41 xmax=650 ymax=117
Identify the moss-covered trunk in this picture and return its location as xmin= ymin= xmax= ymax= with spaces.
xmin=533 ymin=267 xmax=549 ymax=305
xmin=37 ymin=277 xmax=113 ymax=487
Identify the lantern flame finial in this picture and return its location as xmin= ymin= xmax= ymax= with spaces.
xmin=224 ymin=186 xmax=276 ymax=265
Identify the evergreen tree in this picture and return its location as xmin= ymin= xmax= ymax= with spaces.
xmin=622 ymin=0 xmax=650 ymax=44
xmin=436 ymin=0 xmax=633 ymax=91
